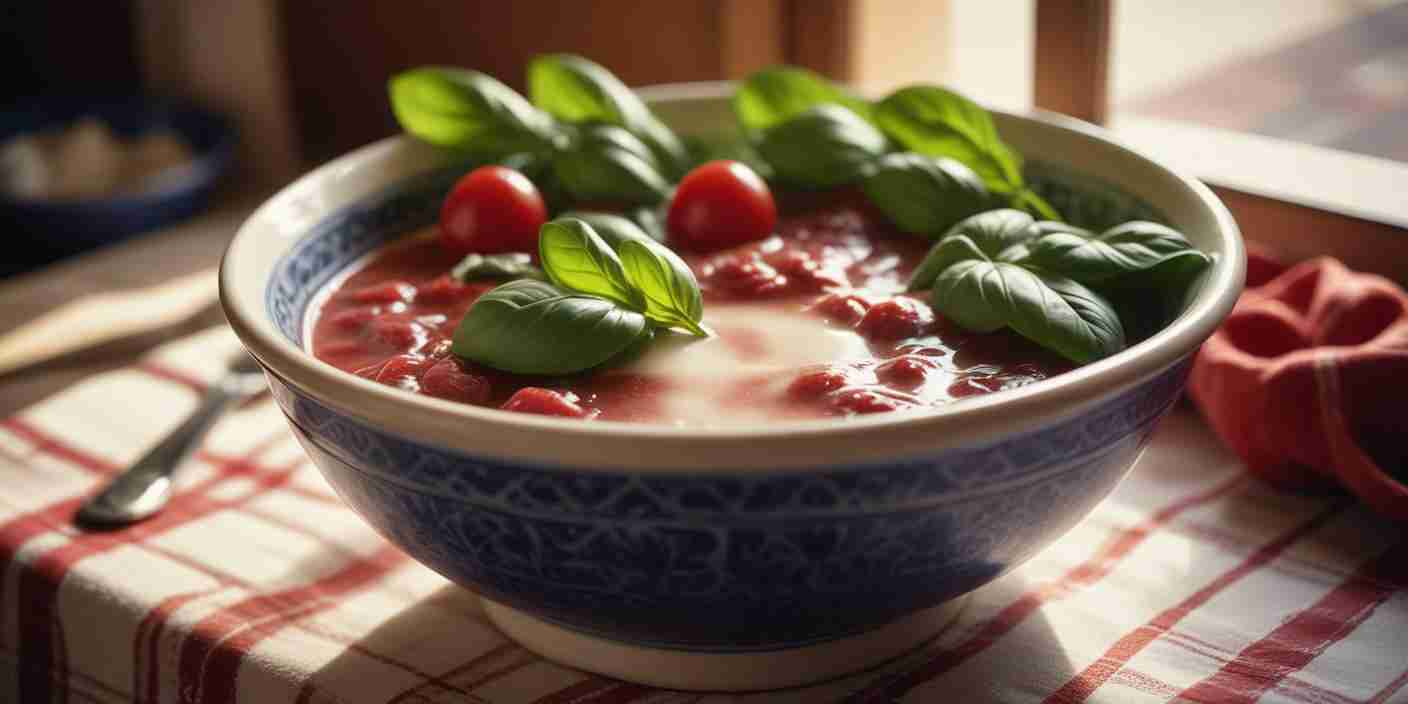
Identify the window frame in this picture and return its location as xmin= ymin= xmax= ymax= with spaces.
xmin=1033 ymin=0 xmax=1408 ymax=278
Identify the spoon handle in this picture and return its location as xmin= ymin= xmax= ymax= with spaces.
xmin=76 ymin=378 xmax=244 ymax=528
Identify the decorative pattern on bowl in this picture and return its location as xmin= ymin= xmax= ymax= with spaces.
xmin=272 ymin=359 xmax=1185 ymax=650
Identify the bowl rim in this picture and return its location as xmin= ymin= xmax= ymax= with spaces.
xmin=219 ymin=81 xmax=1244 ymax=471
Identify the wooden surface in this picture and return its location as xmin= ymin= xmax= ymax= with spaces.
xmin=0 ymin=190 xmax=262 ymax=417
xmin=1214 ymin=186 xmax=1408 ymax=282
xmin=1033 ymin=0 xmax=1110 ymax=124
xmin=279 ymin=1 xmax=789 ymax=164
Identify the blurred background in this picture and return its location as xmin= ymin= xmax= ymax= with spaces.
xmin=3 ymin=0 xmax=1406 ymax=278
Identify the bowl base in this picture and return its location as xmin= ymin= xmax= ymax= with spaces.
xmin=480 ymin=596 xmax=968 ymax=692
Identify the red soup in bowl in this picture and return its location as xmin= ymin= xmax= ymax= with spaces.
xmin=310 ymin=199 xmax=1072 ymax=426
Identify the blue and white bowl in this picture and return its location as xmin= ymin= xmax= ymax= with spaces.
xmin=220 ymin=85 xmax=1243 ymax=690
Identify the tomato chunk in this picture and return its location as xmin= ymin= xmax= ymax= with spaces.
xmin=501 ymin=388 xmax=589 ymax=417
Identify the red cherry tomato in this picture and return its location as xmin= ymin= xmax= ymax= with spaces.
xmin=667 ymin=160 xmax=776 ymax=253
xmin=438 ymin=166 xmax=547 ymax=256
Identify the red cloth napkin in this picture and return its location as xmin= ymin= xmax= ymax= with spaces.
xmin=1190 ymin=247 xmax=1408 ymax=519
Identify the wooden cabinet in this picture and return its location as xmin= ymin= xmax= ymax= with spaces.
xmin=279 ymin=1 xmax=789 ymax=162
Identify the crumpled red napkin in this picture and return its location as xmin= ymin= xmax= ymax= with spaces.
xmin=1189 ymin=247 xmax=1408 ymax=519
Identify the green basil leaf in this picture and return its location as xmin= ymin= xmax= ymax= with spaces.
xmin=1014 ymin=188 xmax=1063 ymax=221
xmin=909 ymin=209 xmax=1040 ymax=291
xmin=862 ymin=152 xmax=995 ymax=237
xmin=553 ymin=124 xmax=670 ymax=204
xmin=1025 ymin=220 xmax=1203 ymax=283
xmin=601 ymin=325 xmax=657 ymax=369
xmin=682 ymin=134 xmax=774 ymax=179
xmin=556 ymin=211 xmax=656 ymax=249
xmin=755 ymin=104 xmax=888 ymax=188
xmin=451 ymin=280 xmax=646 ymax=375
xmin=875 ymin=85 xmax=1023 ymax=193
xmin=932 ymin=260 xmax=1126 ymax=363
xmin=617 ymin=238 xmax=706 ymax=336
xmin=538 ymin=218 xmax=646 ymax=310
xmin=734 ymin=66 xmax=874 ymax=135
xmin=388 ymin=67 xmax=559 ymax=157
xmin=552 ymin=211 xmax=703 ymax=333
xmin=499 ymin=151 xmax=570 ymax=214
xmin=908 ymin=234 xmax=987 ymax=293
xmin=528 ymin=54 xmax=689 ymax=177
xmin=627 ymin=204 xmax=668 ymax=242
xmin=451 ymin=253 xmax=545 ymax=282
xmin=1102 ymin=249 xmax=1214 ymax=337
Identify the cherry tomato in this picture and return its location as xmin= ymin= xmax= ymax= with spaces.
xmin=439 ymin=166 xmax=547 ymax=256
xmin=667 ymin=160 xmax=776 ymax=252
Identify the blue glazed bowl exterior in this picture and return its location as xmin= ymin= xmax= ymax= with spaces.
xmin=270 ymin=362 xmax=1185 ymax=649
xmin=258 ymin=168 xmax=1193 ymax=651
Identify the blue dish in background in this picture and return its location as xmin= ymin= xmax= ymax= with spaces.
xmin=1 ymin=97 xmax=235 ymax=270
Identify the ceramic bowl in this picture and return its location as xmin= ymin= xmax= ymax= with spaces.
xmin=220 ymin=84 xmax=1243 ymax=691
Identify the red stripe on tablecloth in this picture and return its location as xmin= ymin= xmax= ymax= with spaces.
xmin=1040 ymin=501 xmax=1348 ymax=704
xmin=532 ymin=678 xmax=656 ymax=704
xmin=844 ymin=473 xmax=1250 ymax=703
xmin=1369 ymin=665 xmax=1408 ymax=704
xmin=16 ymin=491 xmax=237 ymax=703
xmin=134 ymin=590 xmax=218 ymax=704
xmin=177 ymin=543 xmax=407 ymax=704
xmin=1176 ymin=521 xmax=1375 ymax=585
xmin=0 ymin=417 xmax=115 ymax=476
xmin=1177 ymin=539 xmax=1408 ymax=703
xmin=1161 ymin=631 xmax=1359 ymax=704
xmin=2 ymin=413 xmax=477 ymax=704
xmin=134 ymin=361 xmax=210 ymax=395
xmin=0 ymin=421 xmax=288 ymax=703
xmin=1110 ymin=668 xmax=1181 ymax=697
xmin=198 ymin=450 xmax=342 ymax=506
xmin=360 ymin=642 xmax=531 ymax=704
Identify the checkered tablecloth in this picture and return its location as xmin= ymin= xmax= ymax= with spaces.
xmin=2 ymin=326 xmax=1404 ymax=703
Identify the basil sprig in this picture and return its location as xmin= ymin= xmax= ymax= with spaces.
xmin=451 ymin=253 xmax=545 ymax=282
xmin=1023 ymin=221 xmax=1213 ymax=285
xmin=538 ymin=218 xmax=646 ymax=310
xmin=390 ymin=56 xmax=685 ymax=209
xmin=755 ymin=104 xmax=888 ymax=188
xmin=453 ymin=216 xmax=707 ymax=375
xmin=451 ymin=280 xmax=648 ymax=375
xmin=911 ymin=210 xmax=1125 ymax=363
xmin=529 ymin=54 xmax=689 ymax=177
xmin=910 ymin=210 xmax=1211 ymax=363
xmin=542 ymin=216 xmax=705 ymax=335
xmin=553 ymin=125 xmax=670 ymax=205
xmin=734 ymin=66 xmax=874 ymax=135
xmin=388 ymin=67 xmax=559 ymax=157
xmin=560 ymin=210 xmax=664 ymax=246
xmin=1024 ymin=220 xmax=1213 ymax=340
xmin=862 ymin=153 xmax=996 ymax=237
xmin=735 ymin=69 xmax=1062 ymax=220
xmin=874 ymin=86 xmax=1060 ymax=220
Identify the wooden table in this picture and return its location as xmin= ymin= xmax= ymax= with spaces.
xmin=0 ymin=190 xmax=265 ymax=417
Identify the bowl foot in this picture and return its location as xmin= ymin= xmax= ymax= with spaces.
xmin=480 ymin=596 xmax=968 ymax=692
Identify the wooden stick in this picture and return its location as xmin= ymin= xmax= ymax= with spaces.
xmin=0 ymin=267 xmax=218 ymax=376
xmin=1034 ymin=0 xmax=1112 ymax=124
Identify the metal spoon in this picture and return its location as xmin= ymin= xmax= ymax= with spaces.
xmin=76 ymin=352 xmax=267 ymax=528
